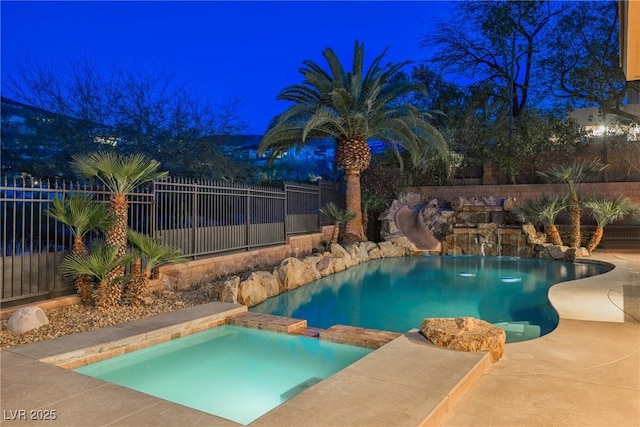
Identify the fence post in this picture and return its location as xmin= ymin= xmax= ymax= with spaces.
xmin=246 ymin=185 xmax=251 ymax=250
xmin=317 ymin=182 xmax=322 ymax=231
xmin=192 ymin=179 xmax=199 ymax=259
xmin=284 ymin=182 xmax=288 ymax=240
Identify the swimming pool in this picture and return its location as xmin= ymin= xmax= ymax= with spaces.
xmin=252 ymin=256 xmax=610 ymax=342
xmin=75 ymin=325 xmax=372 ymax=425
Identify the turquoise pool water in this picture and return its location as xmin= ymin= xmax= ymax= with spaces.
xmin=75 ymin=325 xmax=372 ymax=425
xmin=252 ymin=256 xmax=610 ymax=342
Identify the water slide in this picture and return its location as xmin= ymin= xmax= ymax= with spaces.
xmin=394 ymin=205 xmax=442 ymax=252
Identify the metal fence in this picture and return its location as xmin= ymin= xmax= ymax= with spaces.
xmin=1 ymin=177 xmax=342 ymax=306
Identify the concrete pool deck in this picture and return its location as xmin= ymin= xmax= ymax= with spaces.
xmin=1 ymin=250 xmax=639 ymax=426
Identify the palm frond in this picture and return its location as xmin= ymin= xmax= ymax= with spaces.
xmin=71 ymin=151 xmax=168 ymax=196
xmin=582 ymin=196 xmax=636 ymax=227
xmin=319 ymin=202 xmax=355 ymax=226
xmin=127 ymin=229 xmax=184 ymax=270
xmin=61 ymin=240 xmax=133 ymax=281
xmin=47 ymin=194 xmax=112 ymax=237
xmin=537 ymin=159 xmax=609 ymax=194
xmin=522 ymin=195 xmax=567 ymax=226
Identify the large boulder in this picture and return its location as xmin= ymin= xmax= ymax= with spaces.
xmin=330 ymin=244 xmax=357 ymax=268
xmin=522 ymin=223 xmax=547 ymax=245
xmin=420 ymin=317 xmax=506 ymax=362
xmin=237 ymin=274 xmax=268 ymax=307
xmin=7 ymin=306 xmax=49 ymax=335
xmin=536 ymin=243 xmax=570 ymax=260
xmin=378 ymin=241 xmax=404 ymax=258
xmin=274 ymin=257 xmax=321 ymax=291
xmin=316 ymin=256 xmax=336 ymax=277
xmin=218 ymin=276 xmax=241 ymax=303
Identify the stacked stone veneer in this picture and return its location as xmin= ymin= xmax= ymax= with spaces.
xmin=380 ymin=192 xmax=590 ymax=260
xmin=150 ymin=226 xmax=334 ymax=290
xmin=407 ymin=182 xmax=640 ymax=216
xmin=206 ymin=239 xmax=421 ymax=308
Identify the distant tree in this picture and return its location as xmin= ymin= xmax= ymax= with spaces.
xmin=542 ymin=1 xmax=640 ymax=122
xmin=259 ymin=41 xmax=447 ymax=242
xmin=489 ymin=109 xmax=586 ymax=184
xmin=424 ymin=1 xmax=566 ymax=120
xmin=2 ymin=55 xmax=249 ymax=179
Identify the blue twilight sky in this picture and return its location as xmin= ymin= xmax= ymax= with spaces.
xmin=1 ymin=1 xmax=454 ymax=133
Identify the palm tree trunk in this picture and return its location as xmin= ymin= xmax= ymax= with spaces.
xmin=545 ymin=224 xmax=563 ymax=246
xmin=96 ymin=279 xmax=110 ymax=310
xmin=72 ymin=237 xmax=93 ymax=305
xmin=76 ymin=276 xmax=94 ymax=306
xmin=125 ymin=258 xmax=143 ymax=306
xmin=587 ymin=226 xmax=604 ymax=253
xmin=330 ymin=225 xmax=340 ymax=244
xmin=569 ymin=194 xmax=581 ymax=249
xmin=343 ymin=169 xmax=365 ymax=243
xmin=107 ymin=194 xmax=128 ymax=279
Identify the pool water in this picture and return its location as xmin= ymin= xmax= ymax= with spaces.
xmin=252 ymin=256 xmax=610 ymax=342
xmin=74 ymin=325 xmax=372 ymax=425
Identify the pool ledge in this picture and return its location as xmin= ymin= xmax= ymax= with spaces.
xmin=549 ymin=253 xmax=639 ymax=323
xmin=11 ymin=302 xmax=248 ymax=369
xmin=252 ymin=331 xmax=493 ymax=427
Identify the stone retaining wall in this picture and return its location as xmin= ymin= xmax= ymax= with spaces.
xmin=150 ymin=226 xmax=335 ymax=290
xmin=408 ymin=182 xmax=640 ymax=219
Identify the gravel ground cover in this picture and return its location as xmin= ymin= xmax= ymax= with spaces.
xmin=0 ymin=286 xmax=211 ymax=350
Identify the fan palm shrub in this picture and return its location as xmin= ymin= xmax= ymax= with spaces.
xmin=320 ymin=202 xmax=356 ymax=244
xmin=125 ymin=230 xmax=183 ymax=306
xmin=537 ymin=159 xmax=608 ymax=248
xmin=259 ymin=41 xmax=447 ymax=242
xmin=46 ymin=195 xmax=113 ymax=305
xmin=522 ymin=195 xmax=567 ymax=246
xmin=60 ymin=241 xmax=134 ymax=309
xmin=71 ymin=151 xmax=168 ymax=278
xmin=582 ymin=196 xmax=638 ymax=252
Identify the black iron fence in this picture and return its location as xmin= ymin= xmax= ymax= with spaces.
xmin=1 ymin=177 xmax=342 ymax=305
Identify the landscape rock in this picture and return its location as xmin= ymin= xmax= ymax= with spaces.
xmin=330 ymin=244 xmax=356 ymax=268
xmin=378 ymin=241 xmax=404 ymax=258
xmin=522 ymin=223 xmax=547 ymax=245
xmin=367 ymin=246 xmax=383 ymax=259
xmin=7 ymin=306 xmax=49 ymax=335
xmin=238 ymin=274 xmax=268 ymax=307
xmin=575 ymin=247 xmax=590 ymax=257
xmin=420 ymin=317 xmax=506 ymax=362
xmin=219 ymin=276 xmax=240 ymax=303
xmin=316 ymin=257 xmax=335 ymax=277
xmin=275 ymin=257 xmax=320 ymax=291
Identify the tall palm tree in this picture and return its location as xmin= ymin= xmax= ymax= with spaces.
xmin=46 ymin=195 xmax=112 ymax=305
xmin=319 ymin=202 xmax=356 ymax=244
xmin=70 ymin=151 xmax=168 ymax=277
xmin=522 ymin=195 xmax=567 ymax=246
xmin=537 ymin=159 xmax=608 ymax=248
xmin=125 ymin=230 xmax=183 ymax=306
xmin=259 ymin=41 xmax=447 ymax=242
xmin=582 ymin=196 xmax=638 ymax=252
xmin=60 ymin=241 xmax=134 ymax=309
